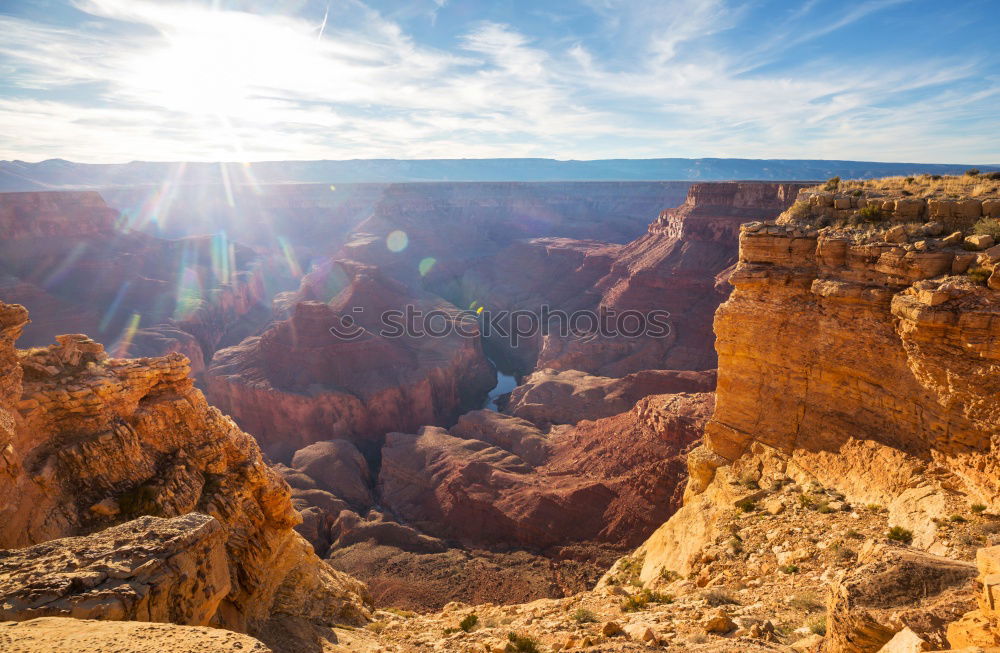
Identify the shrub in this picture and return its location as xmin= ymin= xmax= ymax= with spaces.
xmin=986 ymin=172 xmax=1000 ymax=180
xmin=950 ymin=514 xmax=968 ymax=523
xmin=658 ymin=568 xmax=680 ymax=582
xmin=808 ymin=616 xmax=828 ymax=636
xmin=968 ymin=267 xmax=992 ymax=284
xmin=367 ymin=621 xmax=387 ymax=634
xmin=845 ymin=528 xmax=864 ymax=540
xmin=866 ymin=504 xmax=884 ymax=512
xmin=739 ymin=473 xmax=760 ymax=490
xmin=703 ymin=589 xmax=739 ymax=606
xmin=799 ymin=494 xmax=816 ymax=510
xmin=972 ymin=504 xmax=988 ymax=514
xmin=966 ymin=168 xmax=981 ymax=176
xmin=824 ymin=176 xmax=841 ymax=191
xmin=571 ymin=608 xmax=597 ymax=624
xmin=817 ymin=501 xmax=834 ymax=514
xmin=779 ymin=564 xmax=800 ymax=574
xmin=858 ymin=204 xmax=883 ymax=221
xmin=459 ymin=614 xmax=479 ymax=632
xmin=851 ymin=189 xmax=864 ymax=196
xmin=735 ymin=498 xmax=757 ymax=513
xmin=789 ymin=592 xmax=824 ymax=612
xmin=904 ymin=176 xmax=915 ymax=184
xmin=727 ymin=536 xmax=744 ymax=554
xmin=973 ymin=218 xmax=1000 ymax=239
xmin=506 ymin=632 xmax=540 ymax=653
xmin=621 ymin=589 xmax=672 ymax=612
xmin=931 ymin=174 xmax=943 ymax=180
xmin=887 ymin=526 xmax=913 ymax=544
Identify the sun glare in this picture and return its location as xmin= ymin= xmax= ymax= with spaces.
xmin=125 ymin=10 xmax=316 ymax=118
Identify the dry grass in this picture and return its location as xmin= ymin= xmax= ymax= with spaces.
xmin=805 ymin=174 xmax=1000 ymax=200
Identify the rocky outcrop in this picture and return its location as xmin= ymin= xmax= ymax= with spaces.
xmin=506 ymin=368 xmax=716 ymax=426
xmin=378 ymin=392 xmax=712 ymax=549
xmin=0 ymin=191 xmax=116 ymax=240
xmin=0 ymin=301 xmax=371 ymax=649
xmin=947 ymin=545 xmax=1000 ymax=648
xmin=206 ymin=262 xmax=495 ymax=461
xmin=0 ymin=514 xmax=231 ymax=626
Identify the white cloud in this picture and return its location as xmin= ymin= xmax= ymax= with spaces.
xmin=0 ymin=0 xmax=995 ymax=163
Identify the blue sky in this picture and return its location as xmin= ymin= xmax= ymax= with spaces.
xmin=0 ymin=0 xmax=997 ymax=163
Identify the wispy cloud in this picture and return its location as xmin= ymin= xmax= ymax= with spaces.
xmin=0 ymin=0 xmax=996 ymax=163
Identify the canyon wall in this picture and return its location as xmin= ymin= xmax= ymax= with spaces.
xmin=621 ymin=184 xmax=1000 ymax=651
xmin=206 ymin=262 xmax=495 ymax=461
xmin=0 ymin=301 xmax=370 ymax=651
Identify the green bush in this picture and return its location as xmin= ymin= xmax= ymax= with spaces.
xmin=986 ymin=172 xmax=1000 ymax=180
xmin=571 ymin=608 xmax=597 ymax=624
xmin=966 ymin=168 xmax=981 ymax=176
xmin=703 ymin=589 xmax=739 ymax=606
xmin=950 ymin=514 xmax=968 ymax=523
xmin=735 ymin=497 xmax=757 ymax=513
xmin=972 ymin=504 xmax=988 ymax=514
xmin=808 ymin=616 xmax=828 ymax=636
xmin=858 ymin=204 xmax=883 ymax=221
xmin=779 ymin=564 xmax=800 ymax=574
xmin=506 ymin=632 xmax=540 ymax=653
xmin=968 ymin=267 xmax=992 ymax=284
xmin=621 ymin=588 xmax=673 ymax=612
xmin=887 ymin=526 xmax=913 ymax=544
xmin=824 ymin=176 xmax=841 ymax=191
xmin=789 ymin=592 xmax=824 ymax=612
xmin=459 ymin=614 xmax=478 ymax=632
xmin=973 ymin=218 xmax=1000 ymax=239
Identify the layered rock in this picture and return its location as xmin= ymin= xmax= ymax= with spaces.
xmin=378 ymin=392 xmax=712 ymax=549
xmin=0 ymin=301 xmax=371 ymax=650
xmin=436 ymin=182 xmax=808 ymax=376
xmin=506 ymin=368 xmax=716 ymax=426
xmin=206 ymin=262 xmax=495 ymax=461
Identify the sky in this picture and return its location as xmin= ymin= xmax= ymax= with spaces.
xmin=0 ymin=0 xmax=998 ymax=164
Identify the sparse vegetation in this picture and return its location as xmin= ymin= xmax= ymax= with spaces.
xmin=658 ymin=568 xmax=680 ymax=582
xmin=779 ymin=564 xmax=800 ymax=574
xmin=887 ymin=526 xmax=913 ymax=544
xmin=972 ymin=504 xmax=988 ymax=514
xmin=968 ymin=266 xmax=992 ymax=284
xmin=816 ymin=500 xmax=834 ymax=514
xmin=789 ymin=591 xmax=824 ymax=612
xmin=459 ymin=614 xmax=479 ymax=632
xmin=571 ymin=608 xmax=597 ymax=624
xmin=621 ymin=588 xmax=673 ymax=612
xmin=739 ymin=473 xmax=760 ymax=489
xmin=367 ymin=620 xmax=387 ymax=634
xmin=808 ymin=616 xmax=828 ymax=636
xmin=966 ymin=168 xmax=981 ymax=176
xmin=973 ymin=218 xmax=1000 ymax=239
xmin=824 ymin=176 xmax=841 ymax=191
xmin=736 ymin=497 xmax=757 ymax=513
xmin=807 ymin=174 xmax=1000 ymax=199
xmin=798 ymin=494 xmax=816 ymax=510
xmin=845 ymin=528 xmax=864 ymax=540
xmin=506 ymin=632 xmax=540 ymax=653
xmin=857 ymin=204 xmax=883 ymax=221
xmin=703 ymin=589 xmax=739 ymax=606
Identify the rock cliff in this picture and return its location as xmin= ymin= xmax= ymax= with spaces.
xmin=0 ymin=301 xmax=370 ymax=651
xmin=206 ymin=261 xmax=495 ymax=461
xmin=616 ymin=181 xmax=1000 ymax=651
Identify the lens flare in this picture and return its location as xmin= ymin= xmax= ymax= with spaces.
xmin=386 ymin=230 xmax=408 ymax=252
xmin=278 ymin=236 xmax=303 ymax=278
xmin=210 ymin=231 xmax=233 ymax=285
xmin=99 ymin=281 xmax=132 ymax=334
xmin=114 ymin=312 xmax=142 ymax=357
xmin=418 ymin=257 xmax=436 ymax=276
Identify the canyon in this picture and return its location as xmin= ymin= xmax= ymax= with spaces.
xmin=1 ymin=174 xmax=998 ymax=653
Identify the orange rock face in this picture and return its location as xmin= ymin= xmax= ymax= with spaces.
xmin=0 ymin=301 xmax=370 ymax=648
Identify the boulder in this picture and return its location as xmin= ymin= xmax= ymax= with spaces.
xmin=965 ymin=234 xmax=995 ymax=250
xmin=290 ymin=440 xmax=373 ymax=509
xmin=877 ymin=627 xmax=931 ymax=652
xmin=0 ymin=514 xmax=230 ymax=626
xmin=826 ymin=543 xmax=977 ymax=652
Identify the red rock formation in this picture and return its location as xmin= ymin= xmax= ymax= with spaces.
xmin=437 ymin=182 xmax=809 ymax=376
xmin=378 ymin=392 xmax=713 ymax=549
xmin=206 ymin=262 xmax=495 ymax=460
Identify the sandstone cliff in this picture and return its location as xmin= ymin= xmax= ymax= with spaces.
xmin=618 ymin=182 xmax=1000 ymax=651
xmin=0 ymin=301 xmax=370 ymax=651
